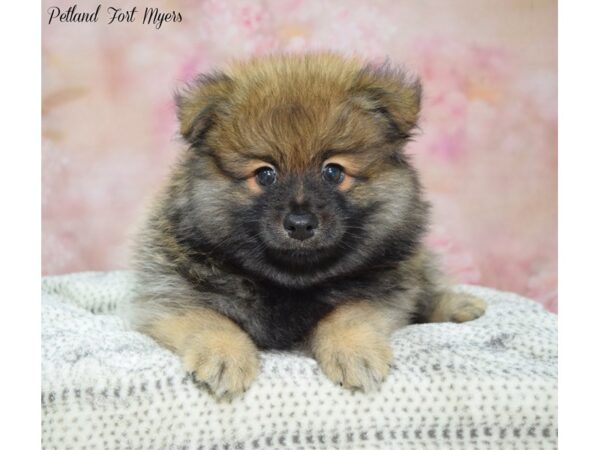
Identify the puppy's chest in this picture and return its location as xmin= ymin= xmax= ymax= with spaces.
xmin=237 ymin=286 xmax=336 ymax=350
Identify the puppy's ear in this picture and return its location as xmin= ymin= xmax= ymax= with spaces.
xmin=175 ymin=72 xmax=233 ymax=146
xmin=351 ymin=63 xmax=422 ymax=142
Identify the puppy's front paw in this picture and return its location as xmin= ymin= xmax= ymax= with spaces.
xmin=312 ymin=323 xmax=393 ymax=392
xmin=182 ymin=330 xmax=259 ymax=400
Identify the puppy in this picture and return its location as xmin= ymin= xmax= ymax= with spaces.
xmin=130 ymin=53 xmax=486 ymax=399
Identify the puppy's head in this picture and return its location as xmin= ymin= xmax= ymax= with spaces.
xmin=171 ymin=53 xmax=428 ymax=287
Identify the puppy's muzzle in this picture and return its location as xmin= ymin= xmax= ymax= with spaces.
xmin=283 ymin=211 xmax=318 ymax=241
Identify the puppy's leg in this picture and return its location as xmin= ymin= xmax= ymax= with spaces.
xmin=310 ymin=302 xmax=395 ymax=392
xmin=428 ymin=291 xmax=487 ymax=323
xmin=143 ymin=307 xmax=259 ymax=399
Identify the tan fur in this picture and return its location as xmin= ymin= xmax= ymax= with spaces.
xmin=310 ymin=302 xmax=396 ymax=391
xmin=336 ymin=172 xmax=355 ymax=191
xmin=143 ymin=308 xmax=259 ymax=399
xmin=428 ymin=291 xmax=487 ymax=323
xmin=245 ymin=176 xmax=262 ymax=194
xmin=177 ymin=53 xmax=420 ymax=177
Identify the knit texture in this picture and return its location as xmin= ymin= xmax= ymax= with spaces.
xmin=42 ymin=271 xmax=557 ymax=449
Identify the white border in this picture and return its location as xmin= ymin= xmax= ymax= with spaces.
xmin=0 ymin=0 xmax=41 ymax=447
xmin=559 ymin=0 xmax=600 ymax=447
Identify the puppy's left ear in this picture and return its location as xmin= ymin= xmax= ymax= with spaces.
xmin=175 ymin=72 xmax=233 ymax=146
xmin=351 ymin=63 xmax=422 ymax=142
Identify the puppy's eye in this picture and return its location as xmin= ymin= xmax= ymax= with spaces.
xmin=256 ymin=166 xmax=277 ymax=186
xmin=322 ymin=163 xmax=345 ymax=184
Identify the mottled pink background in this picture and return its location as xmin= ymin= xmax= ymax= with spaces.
xmin=42 ymin=0 xmax=557 ymax=312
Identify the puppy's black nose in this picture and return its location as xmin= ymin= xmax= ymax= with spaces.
xmin=283 ymin=212 xmax=318 ymax=240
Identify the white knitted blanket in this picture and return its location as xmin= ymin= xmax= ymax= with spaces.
xmin=42 ymin=271 xmax=557 ymax=450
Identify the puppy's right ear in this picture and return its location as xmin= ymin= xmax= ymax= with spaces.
xmin=175 ymin=72 xmax=233 ymax=146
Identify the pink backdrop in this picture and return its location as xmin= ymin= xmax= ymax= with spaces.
xmin=42 ymin=0 xmax=557 ymax=312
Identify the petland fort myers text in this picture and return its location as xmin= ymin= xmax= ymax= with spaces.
xmin=46 ymin=4 xmax=183 ymax=29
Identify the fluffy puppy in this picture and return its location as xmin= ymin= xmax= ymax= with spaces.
xmin=130 ymin=53 xmax=486 ymax=399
